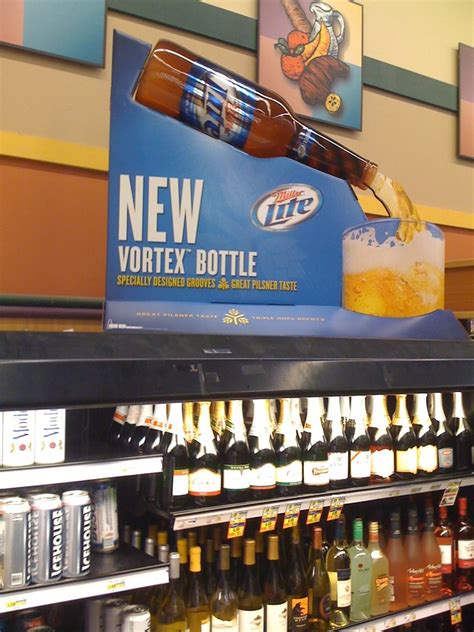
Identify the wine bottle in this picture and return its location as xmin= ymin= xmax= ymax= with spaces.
xmin=248 ymin=399 xmax=277 ymax=500
xmin=392 ymin=394 xmax=418 ymax=480
xmin=213 ymin=526 xmax=223 ymax=574
xmin=109 ymin=405 xmax=128 ymax=446
xmin=255 ymin=530 xmax=265 ymax=592
xmin=221 ymin=400 xmax=250 ymax=503
xmin=185 ymin=545 xmax=210 ymax=631
xmin=412 ymin=393 xmax=438 ymax=476
xmin=189 ymin=402 xmax=222 ymax=506
xmin=368 ymin=395 xmax=395 ymax=483
xmin=229 ymin=537 xmax=243 ymax=593
xmin=274 ymin=398 xmax=303 ymax=496
xmin=326 ymin=518 xmax=351 ymax=628
xmin=326 ymin=397 xmax=349 ymax=489
xmin=368 ymin=521 xmax=390 ymax=616
xmin=454 ymin=497 xmax=474 ymax=592
xmin=120 ymin=404 xmax=141 ymax=451
xmin=286 ymin=527 xmax=309 ymax=631
xmin=385 ymin=511 xmax=408 ymax=611
xmin=130 ymin=403 xmax=153 ymax=453
xmin=435 ymin=505 xmax=454 ymax=596
xmin=143 ymin=402 xmax=167 ymax=454
xmin=183 ymin=401 xmax=195 ymax=446
xmin=348 ymin=518 xmax=371 ymax=622
xmin=303 ymin=397 xmax=329 ymax=492
xmin=156 ymin=552 xmax=187 ymax=632
xmin=211 ymin=401 xmax=226 ymax=448
xmin=211 ymin=544 xmax=239 ymax=631
xmin=203 ymin=538 xmax=217 ymax=600
xmin=263 ymin=534 xmax=288 ymax=632
xmin=421 ymin=505 xmax=442 ymax=602
xmin=432 ymin=393 xmax=455 ymax=474
xmin=307 ymin=527 xmax=330 ymax=632
xmin=159 ymin=403 xmax=190 ymax=511
xmin=243 ymin=400 xmax=254 ymax=435
xmin=238 ymin=538 xmax=264 ymax=632
xmin=348 ymin=396 xmax=371 ymax=486
xmin=291 ymin=398 xmax=304 ymax=447
xmin=149 ymin=543 xmax=170 ymax=619
xmin=451 ymin=392 xmax=473 ymax=471
xmin=188 ymin=531 xmax=198 ymax=555
xmin=340 ymin=396 xmax=351 ymax=441
xmin=405 ymin=507 xmax=425 ymax=606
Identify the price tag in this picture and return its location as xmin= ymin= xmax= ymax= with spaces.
xmin=4 ymin=598 xmax=27 ymax=610
xmin=450 ymin=598 xmax=462 ymax=624
xmin=430 ymin=482 xmax=442 ymax=491
xmin=327 ymin=496 xmax=344 ymax=521
xmin=283 ymin=503 xmax=301 ymax=529
xmin=403 ymin=612 xmax=416 ymax=623
xmin=227 ymin=511 xmax=246 ymax=539
xmin=107 ymin=579 xmax=126 ymax=592
xmin=306 ymin=500 xmax=324 ymax=525
xmin=387 ymin=617 xmax=398 ymax=629
xmin=440 ymin=480 xmax=461 ymax=507
xmin=260 ymin=506 xmax=278 ymax=533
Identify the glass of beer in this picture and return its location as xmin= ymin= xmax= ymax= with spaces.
xmin=343 ymin=219 xmax=445 ymax=318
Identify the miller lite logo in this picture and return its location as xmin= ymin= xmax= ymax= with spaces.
xmin=251 ymin=184 xmax=321 ymax=231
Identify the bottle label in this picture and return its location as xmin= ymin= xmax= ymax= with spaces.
xmin=238 ymin=607 xmax=264 ymax=631
xmin=303 ymin=459 xmax=329 ymax=486
xmin=328 ymin=452 xmax=348 ymax=481
xmin=113 ymin=406 xmax=127 ymax=425
xmin=396 ymin=447 xmax=417 ymax=474
xmin=389 ymin=575 xmax=395 ymax=601
xmin=375 ymin=573 xmax=389 ymax=592
xmin=172 ymin=468 xmax=189 ymax=497
xmin=289 ymin=596 xmax=308 ymax=629
xmin=407 ymin=567 xmax=425 ymax=598
xmin=337 ymin=569 xmax=351 ymax=608
xmin=249 ymin=462 xmax=276 ymax=490
xmin=223 ymin=464 xmax=250 ymax=490
xmin=180 ymin=61 xmax=256 ymax=150
xmin=189 ymin=468 xmax=221 ymax=496
xmin=437 ymin=541 xmax=453 ymax=572
xmin=276 ymin=460 xmax=302 ymax=486
xmin=417 ymin=445 xmax=437 ymax=473
xmin=349 ymin=450 xmax=370 ymax=479
xmin=425 ymin=563 xmax=442 ymax=593
xmin=457 ymin=539 xmax=474 ymax=568
xmin=265 ymin=602 xmax=287 ymax=631
xmin=211 ymin=615 xmax=239 ymax=631
xmin=290 ymin=127 xmax=317 ymax=164
xmin=438 ymin=447 xmax=454 ymax=469
xmin=370 ymin=449 xmax=394 ymax=478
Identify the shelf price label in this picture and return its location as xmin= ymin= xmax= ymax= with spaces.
xmin=4 ymin=598 xmax=27 ymax=611
xmin=260 ymin=506 xmax=278 ymax=533
xmin=327 ymin=496 xmax=344 ymax=521
xmin=450 ymin=598 xmax=462 ymax=624
xmin=227 ymin=511 xmax=246 ymax=539
xmin=306 ymin=500 xmax=324 ymax=525
xmin=440 ymin=480 xmax=461 ymax=507
xmin=283 ymin=503 xmax=301 ymax=529
xmin=106 ymin=579 xmax=126 ymax=592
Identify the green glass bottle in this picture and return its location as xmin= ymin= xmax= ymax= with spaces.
xmin=156 ymin=551 xmax=187 ymax=632
xmin=307 ymin=527 xmax=330 ymax=631
xmin=185 ymin=545 xmax=210 ymax=631
xmin=210 ymin=544 xmax=239 ymax=631
xmin=348 ymin=518 xmax=371 ymax=622
xmin=238 ymin=538 xmax=264 ymax=631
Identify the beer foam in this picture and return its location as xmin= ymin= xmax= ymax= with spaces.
xmin=343 ymin=226 xmax=444 ymax=275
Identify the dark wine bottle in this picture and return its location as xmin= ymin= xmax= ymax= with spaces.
xmin=204 ymin=538 xmax=217 ymax=599
xmin=340 ymin=396 xmax=352 ymax=442
xmin=130 ymin=403 xmax=153 ymax=453
xmin=432 ymin=393 xmax=455 ymax=474
xmin=307 ymin=527 xmax=331 ymax=631
xmin=327 ymin=397 xmax=349 ymax=489
xmin=326 ymin=518 xmax=351 ymax=628
xmin=255 ymin=530 xmax=265 ymax=592
xmin=143 ymin=403 xmax=167 ymax=454
xmin=348 ymin=395 xmax=371 ymax=486
xmin=248 ymin=399 xmax=276 ymax=500
xmin=238 ymin=538 xmax=264 ymax=631
xmin=119 ymin=404 xmax=141 ymax=451
xmin=303 ymin=397 xmax=329 ymax=492
xmin=189 ymin=402 xmax=222 ymax=506
xmin=183 ymin=401 xmax=195 ymax=446
xmin=159 ymin=402 xmax=190 ymax=511
xmin=451 ymin=392 xmax=473 ymax=471
xmin=229 ymin=537 xmax=243 ymax=593
xmin=368 ymin=395 xmax=394 ymax=483
xmin=287 ymin=527 xmax=309 ymax=631
xmin=211 ymin=400 xmax=227 ymax=449
xmin=291 ymin=398 xmax=304 ymax=447
xmin=392 ymin=394 xmax=417 ymax=480
xmin=264 ymin=534 xmax=288 ymax=632
xmin=109 ymin=405 xmax=128 ymax=447
xmin=274 ymin=398 xmax=303 ymax=496
xmin=221 ymin=400 xmax=250 ymax=503
xmin=413 ymin=393 xmax=438 ymax=476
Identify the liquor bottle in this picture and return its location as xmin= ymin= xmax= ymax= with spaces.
xmin=303 ymin=397 xmax=329 ymax=492
xmin=307 ymin=527 xmax=330 ymax=632
xmin=274 ymin=398 xmax=303 ymax=496
xmin=159 ymin=402 xmax=190 ymax=511
xmin=211 ymin=401 xmax=226 ymax=448
xmin=211 ymin=544 xmax=239 ymax=631
xmin=221 ymin=400 xmax=250 ymax=503
xmin=405 ymin=507 xmax=425 ymax=606
xmin=368 ymin=521 xmax=390 ymax=616
xmin=156 ymin=552 xmax=187 ymax=631
xmin=238 ymin=538 xmax=264 ymax=632
xmin=229 ymin=537 xmax=243 ymax=593
xmin=255 ymin=530 xmax=265 ymax=592
xmin=326 ymin=397 xmax=349 ymax=489
xmin=455 ymin=497 xmax=474 ymax=592
xmin=421 ymin=505 xmax=442 ymax=601
xmin=368 ymin=395 xmax=395 ymax=483
xmin=177 ymin=537 xmax=189 ymax=594
xmin=286 ymin=527 xmax=309 ymax=631
xmin=109 ymin=405 xmax=128 ymax=446
xmin=185 ymin=545 xmax=210 ymax=631
xmin=130 ymin=404 xmax=153 ymax=453
xmin=348 ymin=518 xmax=371 ymax=622
xmin=204 ymin=538 xmax=217 ymax=599
xmin=291 ymin=398 xmax=304 ymax=447
xmin=135 ymin=40 xmax=378 ymax=190
xmin=348 ymin=396 xmax=371 ymax=486
xmin=385 ymin=511 xmax=408 ymax=611
xmin=432 ymin=394 xmax=455 ymax=474
xmin=119 ymin=404 xmax=141 ymax=450
xmin=149 ymin=543 xmax=171 ymax=618
xmin=326 ymin=518 xmax=351 ymax=629
xmin=143 ymin=403 xmax=167 ymax=454
xmin=412 ymin=393 xmax=438 ymax=476
xmin=248 ymin=399 xmax=276 ymax=500
xmin=392 ymin=394 xmax=418 ymax=480
xmin=263 ymin=534 xmax=288 ymax=632
xmin=340 ymin=396 xmax=351 ymax=441
xmin=188 ymin=531 xmax=198 ymax=554
xmin=189 ymin=402 xmax=222 ymax=506
xmin=435 ymin=505 xmax=454 ymax=596
xmin=451 ymin=392 xmax=473 ymax=471
xmin=183 ymin=402 xmax=195 ymax=446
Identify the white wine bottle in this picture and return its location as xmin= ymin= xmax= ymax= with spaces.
xmin=368 ymin=521 xmax=390 ymax=616
xmin=156 ymin=551 xmax=187 ymax=631
xmin=326 ymin=518 xmax=351 ymax=628
xmin=185 ymin=546 xmax=210 ymax=631
xmin=238 ymin=538 xmax=264 ymax=632
xmin=264 ymin=534 xmax=288 ymax=632
xmin=211 ymin=544 xmax=239 ymax=631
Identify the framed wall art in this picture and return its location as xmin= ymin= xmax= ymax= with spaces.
xmin=458 ymin=43 xmax=474 ymax=160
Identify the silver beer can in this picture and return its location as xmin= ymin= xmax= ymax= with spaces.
xmin=85 ymin=597 xmax=107 ymax=632
xmin=91 ymin=481 xmax=119 ymax=553
xmin=0 ymin=496 xmax=31 ymax=588
xmin=120 ymin=605 xmax=151 ymax=632
xmin=61 ymin=490 xmax=92 ymax=577
xmin=104 ymin=598 xmax=127 ymax=632
xmin=27 ymin=493 xmax=63 ymax=584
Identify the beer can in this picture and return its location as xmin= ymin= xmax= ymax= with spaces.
xmin=34 ymin=409 xmax=65 ymax=465
xmin=131 ymin=530 xmax=142 ymax=550
xmin=15 ymin=608 xmax=45 ymax=630
xmin=91 ymin=481 xmax=119 ymax=553
xmin=85 ymin=597 xmax=106 ymax=632
xmin=27 ymin=493 xmax=63 ymax=584
xmin=61 ymin=490 xmax=92 ymax=578
xmin=104 ymin=598 xmax=127 ymax=632
xmin=120 ymin=605 xmax=151 ymax=632
xmin=2 ymin=410 xmax=34 ymax=467
xmin=0 ymin=496 xmax=31 ymax=588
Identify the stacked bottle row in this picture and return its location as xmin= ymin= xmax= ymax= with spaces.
xmin=110 ymin=393 xmax=473 ymax=509
xmin=119 ymin=495 xmax=473 ymax=631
